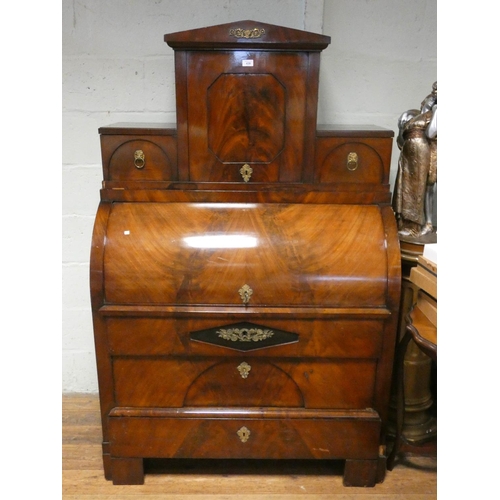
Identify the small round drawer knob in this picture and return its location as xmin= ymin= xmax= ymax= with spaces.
xmin=134 ymin=149 xmax=145 ymax=169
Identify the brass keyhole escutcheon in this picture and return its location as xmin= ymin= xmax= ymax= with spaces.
xmin=237 ymin=426 xmax=251 ymax=443
xmin=238 ymin=284 xmax=253 ymax=304
xmin=237 ymin=362 xmax=251 ymax=379
xmin=134 ymin=149 xmax=145 ymax=169
xmin=347 ymin=152 xmax=358 ymax=171
xmin=240 ymin=163 xmax=253 ymax=182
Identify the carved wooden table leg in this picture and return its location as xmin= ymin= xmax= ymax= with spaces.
xmin=111 ymin=457 xmax=144 ymax=485
xmin=343 ymin=459 xmax=378 ymax=487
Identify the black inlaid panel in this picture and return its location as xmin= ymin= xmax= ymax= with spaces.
xmin=190 ymin=321 xmax=299 ymax=352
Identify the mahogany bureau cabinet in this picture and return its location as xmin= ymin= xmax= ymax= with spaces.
xmin=90 ymin=21 xmax=401 ymax=487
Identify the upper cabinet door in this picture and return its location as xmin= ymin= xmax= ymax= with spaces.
xmin=185 ymin=50 xmax=308 ymax=183
xmin=165 ymin=21 xmax=330 ymax=183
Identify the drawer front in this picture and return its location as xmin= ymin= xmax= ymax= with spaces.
xmin=112 ymin=357 xmax=376 ymax=409
xmin=100 ymin=135 xmax=177 ymax=181
xmin=106 ymin=317 xmax=384 ymax=359
xmin=103 ymin=202 xmax=389 ymax=307
xmin=109 ymin=411 xmax=381 ymax=460
xmin=315 ymin=137 xmax=392 ymax=184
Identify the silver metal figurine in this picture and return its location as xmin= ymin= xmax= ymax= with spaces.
xmin=392 ymin=82 xmax=437 ymax=239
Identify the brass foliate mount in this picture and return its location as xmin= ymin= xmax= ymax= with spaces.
xmin=217 ymin=327 xmax=274 ymax=343
xmin=229 ymin=28 xmax=265 ymax=39
xmin=240 ymin=163 xmax=253 ymax=182
xmin=238 ymin=284 xmax=253 ymax=304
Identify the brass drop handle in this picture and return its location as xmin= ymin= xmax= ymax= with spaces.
xmin=240 ymin=163 xmax=253 ymax=182
xmin=238 ymin=284 xmax=253 ymax=304
xmin=134 ymin=149 xmax=145 ymax=169
xmin=237 ymin=426 xmax=251 ymax=443
xmin=347 ymin=152 xmax=358 ymax=171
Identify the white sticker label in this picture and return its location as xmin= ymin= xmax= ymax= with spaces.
xmin=242 ymin=59 xmax=254 ymax=67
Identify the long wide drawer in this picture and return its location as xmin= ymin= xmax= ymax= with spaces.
xmin=108 ymin=408 xmax=381 ymax=460
xmin=106 ymin=317 xmax=384 ymax=358
xmin=112 ymin=357 xmax=376 ymax=409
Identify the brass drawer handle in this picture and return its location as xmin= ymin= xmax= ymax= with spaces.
xmin=240 ymin=163 xmax=253 ymax=182
xmin=134 ymin=149 xmax=145 ymax=169
xmin=238 ymin=284 xmax=253 ymax=304
xmin=347 ymin=152 xmax=358 ymax=171
xmin=237 ymin=362 xmax=251 ymax=379
xmin=237 ymin=426 xmax=251 ymax=443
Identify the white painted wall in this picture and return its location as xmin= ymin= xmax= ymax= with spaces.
xmin=62 ymin=0 xmax=436 ymax=393
xmin=319 ymin=0 xmax=437 ymax=187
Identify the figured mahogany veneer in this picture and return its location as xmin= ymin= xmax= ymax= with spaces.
xmin=90 ymin=20 xmax=400 ymax=488
xmin=107 ymin=409 xmax=381 ymax=460
xmin=102 ymin=203 xmax=388 ymax=306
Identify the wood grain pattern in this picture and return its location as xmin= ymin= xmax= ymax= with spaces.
xmin=63 ymin=394 xmax=437 ymax=499
xmin=108 ymin=412 xmax=381 ymax=460
xmin=100 ymin=134 xmax=178 ymax=181
xmin=111 ymin=357 xmax=376 ymax=409
xmin=98 ymin=124 xmax=394 ymax=188
xmin=99 ymin=185 xmax=393 ymax=204
xmin=207 ymin=73 xmax=285 ymax=163
xmin=164 ymin=20 xmax=331 ymax=50
xmin=106 ymin=317 xmax=383 ymax=357
xmin=315 ymin=137 xmax=392 ymax=184
xmin=89 ymin=21 xmax=403 ymax=487
xmin=185 ymin=51 xmax=310 ymax=182
xmin=102 ymin=203 xmax=389 ymax=306
xmin=183 ymin=359 xmax=305 ymax=407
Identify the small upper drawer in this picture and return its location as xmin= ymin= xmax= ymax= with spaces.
xmin=315 ymin=128 xmax=393 ymax=185
xmin=99 ymin=124 xmax=177 ymax=181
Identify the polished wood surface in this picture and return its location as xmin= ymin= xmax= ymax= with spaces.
xmin=106 ymin=317 xmax=384 ymax=356
xmin=100 ymin=133 xmax=178 ymax=181
xmin=90 ymin=20 xmax=401 ymax=487
xmin=315 ymin=135 xmax=393 ymax=184
xmin=112 ymin=359 xmax=377 ymax=408
xmin=166 ymin=22 xmax=326 ymax=183
xmin=108 ymin=410 xmax=380 ymax=460
xmin=63 ymin=394 xmax=438 ymax=498
xmin=98 ymin=122 xmax=395 ymax=194
xmin=164 ymin=19 xmax=331 ymax=50
xmin=184 ymin=52 xmax=311 ymax=182
xmin=387 ymin=258 xmax=437 ymax=470
xmin=102 ymin=203 xmax=389 ymax=306
xmin=99 ymin=184 xmax=393 ymax=205
xmin=410 ymin=306 xmax=437 ymax=354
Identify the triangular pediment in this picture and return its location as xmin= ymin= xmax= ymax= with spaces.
xmin=165 ymin=20 xmax=330 ymax=50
